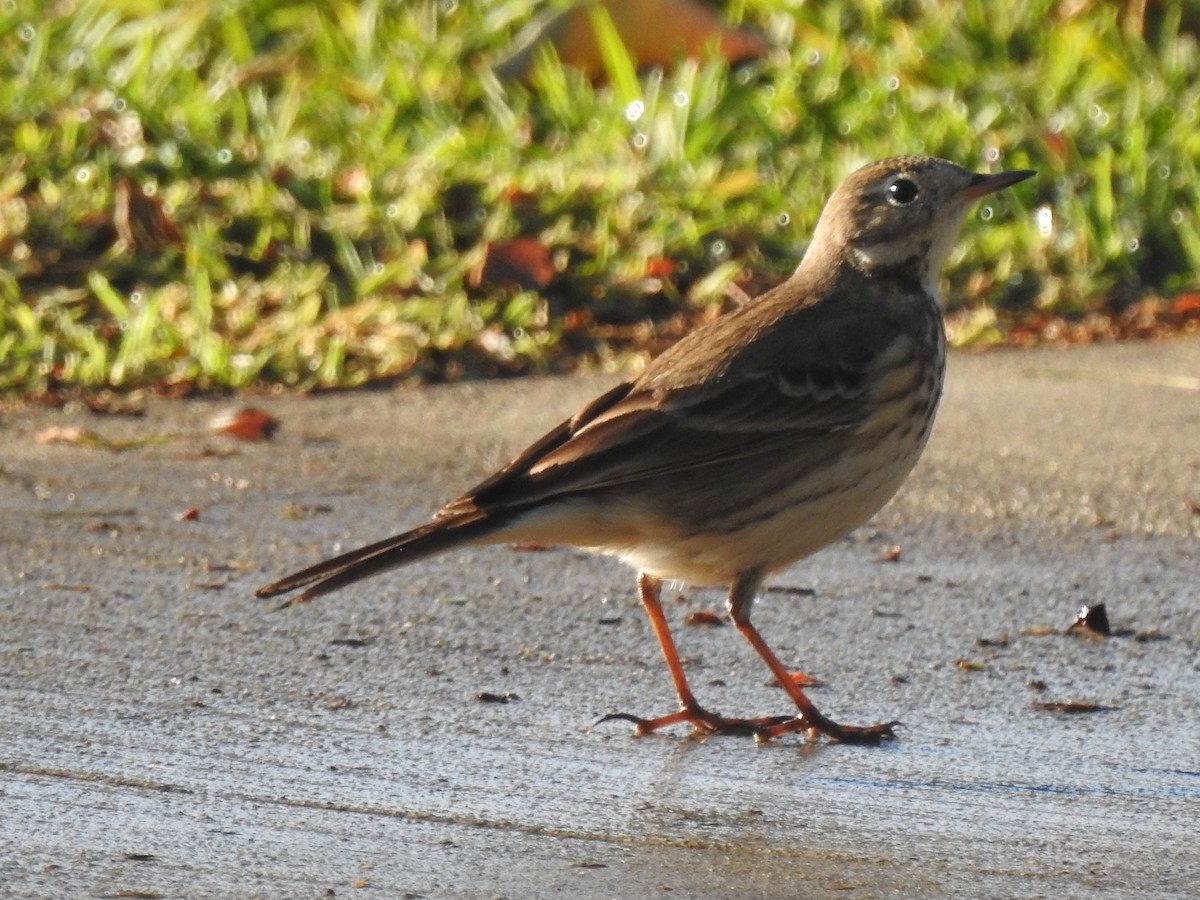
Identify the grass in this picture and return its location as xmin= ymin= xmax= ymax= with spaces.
xmin=1 ymin=0 xmax=1198 ymax=394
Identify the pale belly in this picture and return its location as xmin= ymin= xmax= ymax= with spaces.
xmin=614 ymin=437 xmax=923 ymax=586
xmin=495 ymin=424 xmax=928 ymax=589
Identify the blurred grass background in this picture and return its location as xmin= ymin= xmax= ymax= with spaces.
xmin=1 ymin=0 xmax=1198 ymax=394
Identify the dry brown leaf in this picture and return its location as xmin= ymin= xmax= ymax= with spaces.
xmin=470 ymin=237 xmax=556 ymax=290
xmin=1067 ymin=602 xmax=1110 ymax=637
xmin=495 ymin=0 xmax=768 ymax=82
xmin=113 ymin=177 xmax=182 ymax=251
xmin=644 ymin=256 xmax=677 ymax=279
xmin=1031 ymin=700 xmax=1116 ymax=714
xmin=1171 ymin=291 xmax=1200 ymax=316
xmin=683 ymin=610 xmax=725 ymax=627
xmin=876 ymin=544 xmax=903 ymax=563
xmin=209 ymin=407 xmax=280 ymax=441
xmin=1041 ymin=129 xmax=1070 ymax=161
xmin=783 ymin=671 xmax=824 ymax=688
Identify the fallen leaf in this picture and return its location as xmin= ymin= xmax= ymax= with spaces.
xmin=765 ymin=672 xmax=825 ymax=689
xmin=1031 ymin=701 xmax=1116 ymax=714
xmin=495 ymin=0 xmax=768 ymax=82
xmin=783 ymin=671 xmax=824 ymax=688
xmin=1133 ymin=628 xmax=1168 ymax=643
xmin=1067 ymin=602 xmax=1110 ymax=637
xmin=113 ymin=176 xmax=182 ymax=252
xmin=470 ymin=237 xmax=556 ymax=290
xmin=876 ymin=544 xmax=903 ymax=563
xmin=974 ymin=635 xmax=1012 ymax=648
xmin=1171 ymin=291 xmax=1200 ymax=316
xmin=1041 ymin=129 xmax=1070 ymax=161
xmin=209 ymin=407 xmax=279 ymax=441
xmin=502 ymin=185 xmax=539 ymax=206
xmin=329 ymin=637 xmax=372 ymax=648
xmin=644 ymin=256 xmax=677 ymax=278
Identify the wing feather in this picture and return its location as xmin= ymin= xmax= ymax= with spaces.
xmin=443 ymin=275 xmax=914 ymax=514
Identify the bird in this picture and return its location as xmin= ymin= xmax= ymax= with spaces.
xmin=257 ymin=155 xmax=1034 ymax=744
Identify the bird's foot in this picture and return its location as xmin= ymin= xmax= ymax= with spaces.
xmin=598 ymin=706 xmax=900 ymax=744
xmin=787 ymin=713 xmax=900 ymax=745
xmin=596 ymin=704 xmax=795 ymax=738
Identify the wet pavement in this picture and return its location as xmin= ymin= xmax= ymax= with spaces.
xmin=2 ymin=339 xmax=1198 ymax=898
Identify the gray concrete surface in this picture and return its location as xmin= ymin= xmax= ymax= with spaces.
xmin=1 ymin=339 xmax=1198 ymax=898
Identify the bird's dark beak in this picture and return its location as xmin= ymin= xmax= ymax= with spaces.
xmin=961 ymin=169 xmax=1036 ymax=200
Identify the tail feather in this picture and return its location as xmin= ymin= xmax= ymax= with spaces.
xmin=256 ymin=510 xmax=503 ymax=607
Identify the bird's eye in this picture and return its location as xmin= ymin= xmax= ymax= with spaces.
xmin=886 ymin=178 xmax=919 ymax=205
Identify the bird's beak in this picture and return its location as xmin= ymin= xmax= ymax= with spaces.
xmin=960 ymin=169 xmax=1036 ymax=200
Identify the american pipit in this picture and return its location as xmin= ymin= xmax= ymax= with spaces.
xmin=258 ymin=155 xmax=1033 ymax=744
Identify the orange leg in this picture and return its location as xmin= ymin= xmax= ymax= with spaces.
xmin=727 ymin=571 xmax=897 ymax=745
xmin=597 ymin=573 xmax=793 ymax=737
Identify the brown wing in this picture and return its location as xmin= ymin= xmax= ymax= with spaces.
xmin=438 ymin=247 xmax=933 ymax=511
xmin=443 ymin=311 xmax=889 ymax=514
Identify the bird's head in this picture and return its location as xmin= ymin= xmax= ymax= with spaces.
xmin=805 ymin=155 xmax=1034 ymax=296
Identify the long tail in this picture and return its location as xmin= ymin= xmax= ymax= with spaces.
xmin=255 ymin=510 xmax=507 ymax=608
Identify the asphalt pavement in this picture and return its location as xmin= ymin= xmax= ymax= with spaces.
xmin=2 ymin=338 xmax=1198 ymax=898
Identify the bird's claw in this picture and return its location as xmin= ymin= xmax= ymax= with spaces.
xmin=806 ymin=717 xmax=901 ymax=745
xmin=597 ymin=708 xmax=900 ymax=744
xmin=597 ymin=707 xmax=795 ymax=738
